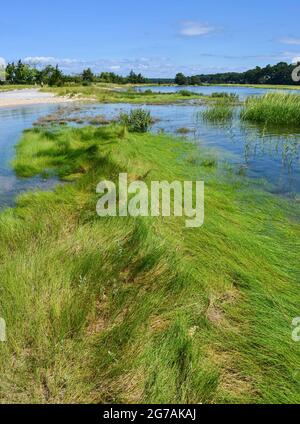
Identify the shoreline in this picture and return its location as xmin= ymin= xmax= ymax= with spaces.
xmin=0 ymin=88 xmax=79 ymax=108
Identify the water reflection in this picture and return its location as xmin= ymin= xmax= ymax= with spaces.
xmin=192 ymin=110 xmax=300 ymax=195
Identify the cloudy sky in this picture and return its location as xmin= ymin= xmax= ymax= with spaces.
xmin=1 ymin=0 xmax=300 ymax=77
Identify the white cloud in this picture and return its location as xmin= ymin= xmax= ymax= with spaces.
xmin=280 ymin=37 xmax=300 ymax=45
xmin=179 ymin=21 xmax=216 ymax=37
xmin=24 ymin=56 xmax=78 ymax=66
xmin=279 ymin=51 xmax=300 ymax=62
xmin=292 ymin=56 xmax=300 ymax=64
xmin=0 ymin=57 xmax=6 ymax=66
xmin=20 ymin=56 xmax=176 ymax=77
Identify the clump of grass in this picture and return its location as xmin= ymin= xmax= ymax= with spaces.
xmin=211 ymin=92 xmax=239 ymax=101
xmin=119 ymin=108 xmax=153 ymax=132
xmin=178 ymin=89 xmax=194 ymax=97
xmin=240 ymin=92 xmax=300 ymax=126
xmin=176 ymin=127 xmax=193 ymax=134
xmin=200 ymin=158 xmax=217 ymax=167
xmin=201 ymin=101 xmax=234 ymax=123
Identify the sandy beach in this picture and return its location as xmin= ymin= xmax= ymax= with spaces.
xmin=0 ymin=88 xmax=77 ymax=108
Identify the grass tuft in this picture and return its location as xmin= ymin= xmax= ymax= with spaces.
xmin=241 ymin=92 xmax=300 ymax=126
xmin=201 ymin=101 xmax=234 ymax=123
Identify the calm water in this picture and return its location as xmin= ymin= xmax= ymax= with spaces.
xmin=136 ymin=85 xmax=300 ymax=100
xmin=0 ymin=85 xmax=300 ymax=208
xmin=0 ymin=104 xmax=60 ymax=208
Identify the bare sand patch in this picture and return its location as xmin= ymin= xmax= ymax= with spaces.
xmin=0 ymin=88 xmax=78 ymax=108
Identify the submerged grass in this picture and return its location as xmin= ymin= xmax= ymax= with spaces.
xmin=201 ymin=100 xmax=234 ymax=123
xmin=1 ymin=124 xmax=300 ymax=403
xmin=241 ymin=92 xmax=300 ymax=126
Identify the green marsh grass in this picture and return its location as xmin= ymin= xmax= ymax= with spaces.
xmin=0 ymin=124 xmax=299 ymax=403
xmin=241 ymin=92 xmax=300 ymax=126
xmin=43 ymin=84 xmax=206 ymax=105
xmin=119 ymin=108 xmax=153 ymax=133
xmin=0 ymin=84 xmax=34 ymax=91
xmin=201 ymin=100 xmax=234 ymax=123
xmin=210 ymin=92 xmax=239 ymax=101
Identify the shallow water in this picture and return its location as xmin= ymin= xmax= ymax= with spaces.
xmin=136 ymin=84 xmax=300 ymax=100
xmin=0 ymin=86 xmax=300 ymax=209
xmin=75 ymin=103 xmax=300 ymax=196
xmin=0 ymin=104 xmax=61 ymax=208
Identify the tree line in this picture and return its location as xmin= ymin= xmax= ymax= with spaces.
xmin=175 ymin=62 xmax=300 ymax=86
xmin=2 ymin=60 xmax=300 ymax=87
xmin=1 ymin=60 xmax=147 ymax=86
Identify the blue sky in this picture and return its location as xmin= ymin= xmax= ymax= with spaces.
xmin=1 ymin=0 xmax=300 ymax=77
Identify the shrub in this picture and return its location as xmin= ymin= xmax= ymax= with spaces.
xmin=119 ymin=109 xmax=153 ymax=133
xmin=178 ymin=89 xmax=194 ymax=97
xmin=240 ymin=92 xmax=300 ymax=126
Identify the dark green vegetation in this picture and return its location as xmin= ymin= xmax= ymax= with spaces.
xmin=210 ymin=92 xmax=239 ymax=100
xmin=176 ymin=62 xmax=300 ymax=86
xmin=0 ymin=122 xmax=299 ymax=403
xmin=119 ymin=109 xmax=153 ymax=133
xmin=175 ymin=73 xmax=202 ymax=86
xmin=241 ymin=92 xmax=300 ymax=126
xmin=2 ymin=60 xmax=146 ymax=86
xmin=178 ymin=89 xmax=197 ymax=96
xmin=5 ymin=61 xmax=65 ymax=86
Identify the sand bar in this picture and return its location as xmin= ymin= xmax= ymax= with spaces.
xmin=0 ymin=88 xmax=77 ymax=108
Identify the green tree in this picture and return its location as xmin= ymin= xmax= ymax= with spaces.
xmin=42 ymin=65 xmax=64 ymax=86
xmin=175 ymin=73 xmax=187 ymax=85
xmin=82 ymin=68 xmax=94 ymax=83
xmin=127 ymin=70 xmax=146 ymax=84
xmin=190 ymin=75 xmax=202 ymax=85
xmin=5 ymin=60 xmax=37 ymax=84
xmin=6 ymin=62 xmax=16 ymax=83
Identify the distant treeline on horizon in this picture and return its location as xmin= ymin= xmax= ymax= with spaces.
xmin=1 ymin=60 xmax=299 ymax=86
xmin=174 ymin=62 xmax=300 ymax=86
